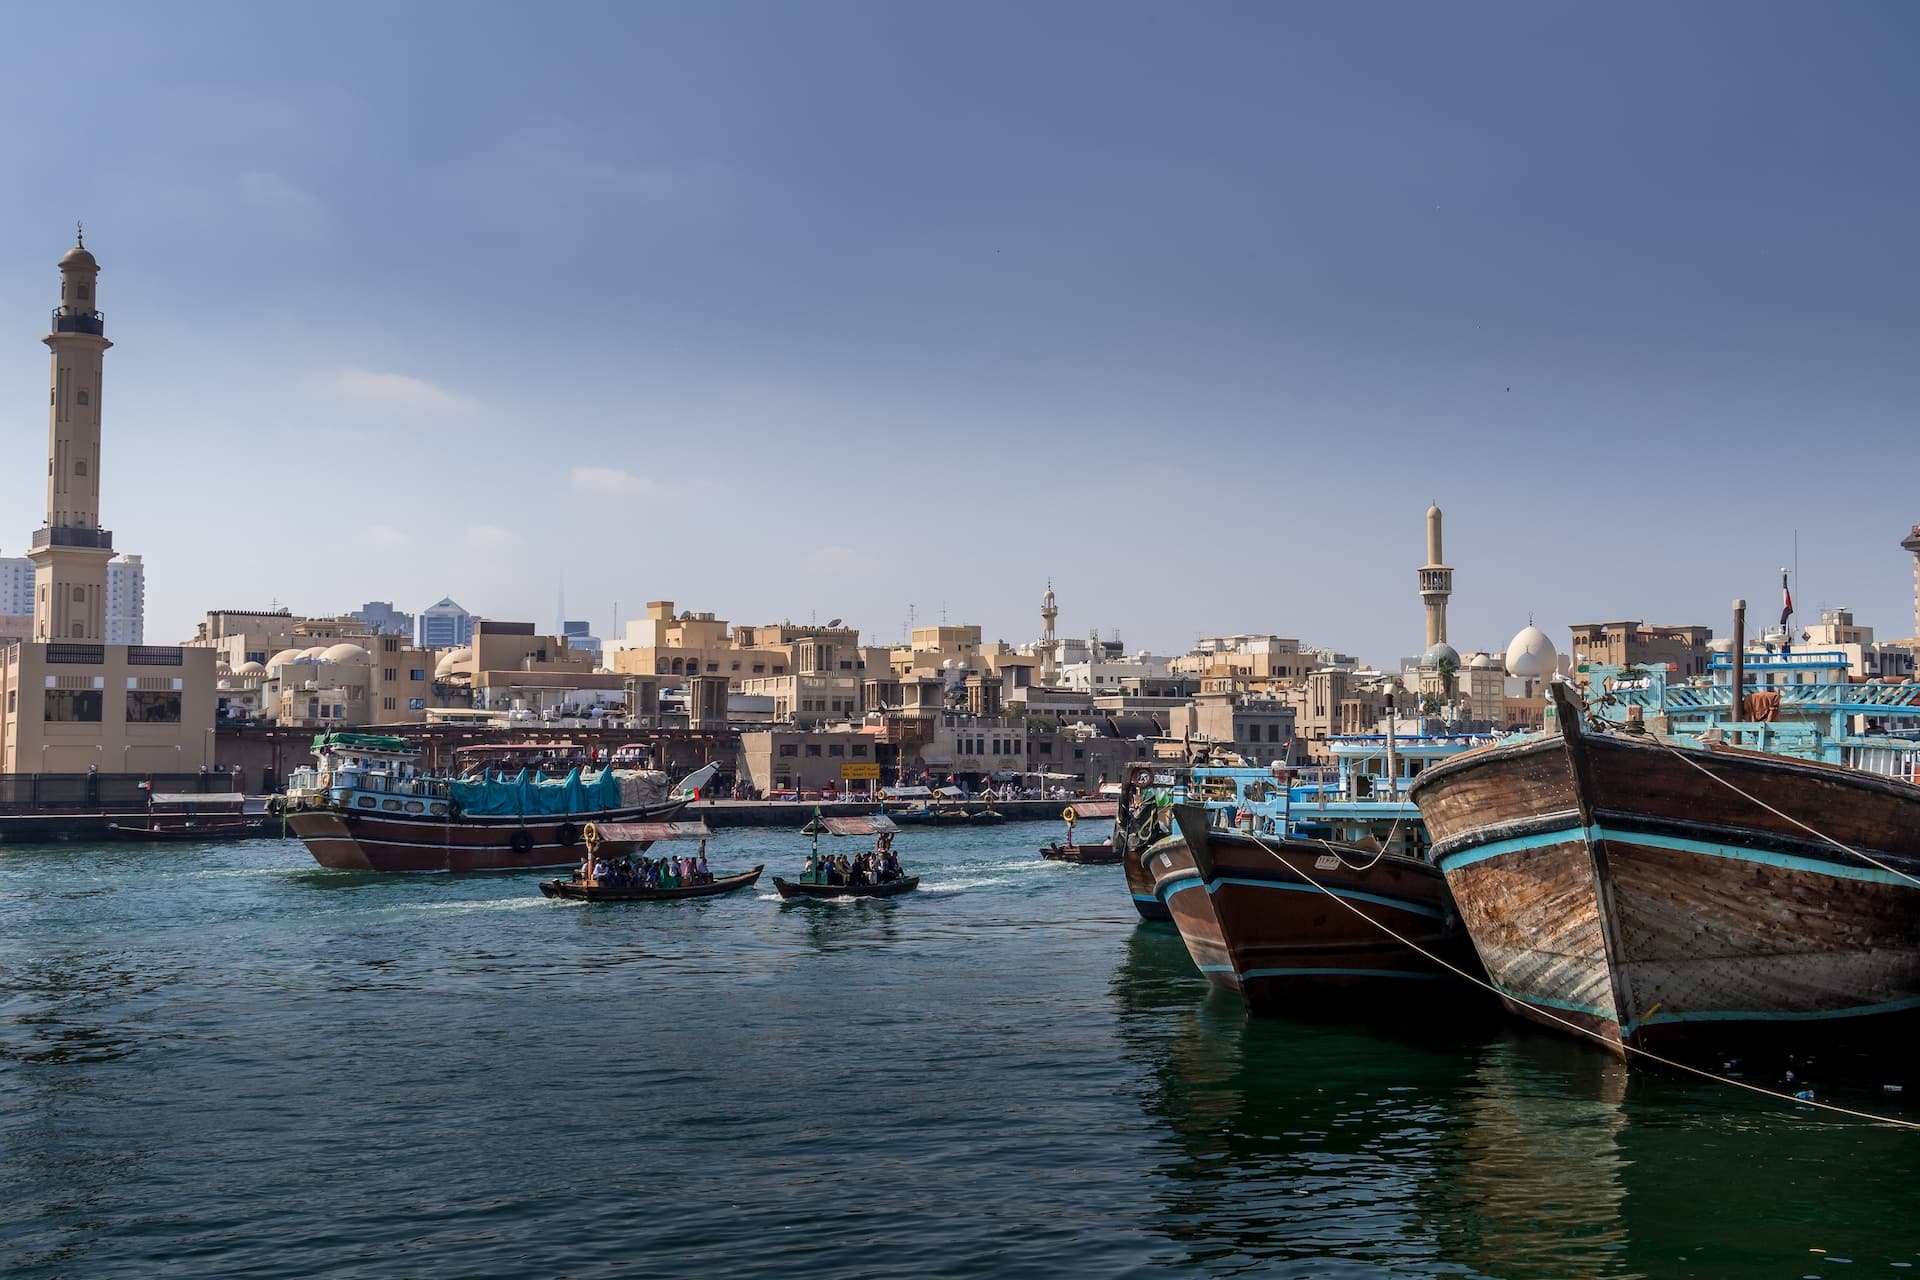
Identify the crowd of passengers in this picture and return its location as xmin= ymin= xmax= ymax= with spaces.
xmin=800 ymin=835 xmax=904 ymax=886
xmin=576 ymin=846 xmax=713 ymax=888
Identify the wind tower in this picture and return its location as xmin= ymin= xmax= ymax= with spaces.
xmin=1038 ymin=580 xmax=1059 ymax=685
xmin=1419 ymin=503 xmax=1453 ymax=648
xmin=1903 ymin=523 xmax=1920 ymax=639
xmin=29 ymin=228 xmax=114 ymax=642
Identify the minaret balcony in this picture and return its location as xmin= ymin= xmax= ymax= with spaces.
xmin=31 ymin=526 xmax=114 ymax=550
xmin=50 ymin=307 xmax=106 ymax=336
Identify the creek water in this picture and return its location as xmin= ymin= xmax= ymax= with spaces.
xmin=2 ymin=824 xmax=1914 ymax=1277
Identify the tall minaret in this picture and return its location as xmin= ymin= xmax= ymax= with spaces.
xmin=1038 ymin=580 xmax=1059 ymax=685
xmin=1902 ymin=522 xmax=1920 ymax=640
xmin=1418 ymin=503 xmax=1453 ymax=648
xmin=28 ymin=228 xmax=115 ymax=643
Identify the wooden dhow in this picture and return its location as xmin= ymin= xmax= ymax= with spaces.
xmin=1150 ymin=804 xmax=1481 ymax=1015
xmin=1410 ymin=674 xmax=1920 ymax=1059
xmin=283 ymin=732 xmax=713 ymax=873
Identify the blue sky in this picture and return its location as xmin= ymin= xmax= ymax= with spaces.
xmin=0 ymin=3 xmax=1914 ymax=664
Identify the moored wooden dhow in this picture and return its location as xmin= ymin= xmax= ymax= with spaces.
xmin=1151 ymin=804 xmax=1482 ymax=1014
xmin=1410 ymin=676 xmax=1920 ymax=1060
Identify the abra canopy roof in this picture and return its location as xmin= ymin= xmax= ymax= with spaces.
xmin=585 ymin=819 xmax=712 ymax=845
xmin=148 ymin=792 xmax=246 ymax=808
xmin=1063 ymin=801 xmax=1117 ymax=820
xmin=818 ymin=814 xmax=899 ymax=837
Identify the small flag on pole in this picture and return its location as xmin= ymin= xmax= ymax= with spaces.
xmin=1780 ymin=568 xmax=1794 ymax=627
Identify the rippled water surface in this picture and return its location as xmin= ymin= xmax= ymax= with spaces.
xmin=2 ymin=825 xmax=1916 ymax=1277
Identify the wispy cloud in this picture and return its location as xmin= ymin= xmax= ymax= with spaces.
xmin=805 ymin=546 xmax=876 ymax=574
xmin=465 ymin=525 xmax=519 ymax=550
xmin=450 ymin=117 xmax=736 ymax=232
xmin=570 ymin=466 xmax=660 ymax=497
xmin=238 ymin=170 xmax=330 ymax=236
xmin=354 ymin=524 xmax=413 ymax=549
xmin=318 ymin=366 xmax=478 ymax=414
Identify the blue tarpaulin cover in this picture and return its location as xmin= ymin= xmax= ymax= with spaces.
xmin=449 ymin=767 xmax=623 ymax=816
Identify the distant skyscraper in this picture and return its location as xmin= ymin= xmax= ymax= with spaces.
xmin=0 ymin=553 xmax=34 ymax=619
xmin=561 ymin=619 xmax=601 ymax=658
xmin=1903 ymin=522 xmax=1920 ymax=640
xmin=104 ymin=553 xmax=144 ymax=644
xmin=353 ymin=600 xmax=415 ymax=638
xmin=418 ymin=597 xmax=475 ymax=649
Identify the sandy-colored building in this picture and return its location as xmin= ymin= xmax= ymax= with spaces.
xmin=609 ymin=601 xmax=790 ymax=684
xmin=1569 ymin=621 xmax=1714 ymax=680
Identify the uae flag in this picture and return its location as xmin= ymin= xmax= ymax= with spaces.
xmin=1780 ymin=570 xmax=1794 ymax=627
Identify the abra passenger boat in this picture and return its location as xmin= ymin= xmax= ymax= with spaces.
xmin=1411 ymin=663 xmax=1920 ymax=1059
xmin=108 ymin=791 xmax=270 ymax=841
xmin=540 ymin=821 xmax=762 ymax=901
xmin=774 ymin=814 xmax=919 ymax=900
xmin=1039 ymin=802 xmax=1118 ymax=864
xmin=283 ymin=732 xmax=713 ymax=873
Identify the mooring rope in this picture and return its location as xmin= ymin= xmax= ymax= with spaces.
xmin=1236 ymin=826 xmax=1920 ymax=1132
xmin=1656 ymin=740 xmax=1920 ymax=892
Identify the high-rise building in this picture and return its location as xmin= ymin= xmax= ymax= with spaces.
xmin=104 ymin=554 xmax=144 ymax=644
xmin=352 ymin=600 xmax=415 ymax=638
xmin=418 ymin=597 xmax=475 ymax=649
xmin=1903 ymin=523 xmax=1920 ymax=640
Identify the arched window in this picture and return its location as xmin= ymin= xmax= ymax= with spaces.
xmin=76 ymin=389 xmax=89 ymax=406
xmin=71 ymin=622 xmax=84 ymax=637
xmin=74 ymin=459 xmax=87 ymax=476
xmin=72 ymin=586 xmax=85 ymax=602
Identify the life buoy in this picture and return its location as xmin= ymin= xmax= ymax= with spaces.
xmin=509 ymin=829 xmax=533 ymax=856
xmin=1061 ymin=805 xmax=1078 ymax=824
xmin=556 ymin=822 xmax=581 ymax=848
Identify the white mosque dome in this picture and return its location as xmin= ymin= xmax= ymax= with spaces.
xmin=1505 ymin=624 xmax=1559 ymax=679
xmin=434 ymin=647 xmax=473 ymax=679
xmin=234 ymin=660 xmax=266 ymax=676
xmin=1468 ymin=652 xmax=1495 ymax=670
xmin=320 ymin=642 xmax=371 ymax=665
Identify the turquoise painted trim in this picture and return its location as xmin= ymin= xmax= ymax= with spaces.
xmin=1155 ymin=872 xmax=1443 ymax=919
xmin=1442 ymin=823 xmax=1920 ymax=889
xmin=1241 ymin=967 xmax=1449 ymax=982
xmin=1489 ymin=979 xmax=1618 ymax=1024
xmin=1200 ymin=963 xmax=1445 ymax=982
xmin=1129 ymin=892 xmax=1162 ymax=905
xmin=1633 ymin=993 xmax=1920 ymax=1030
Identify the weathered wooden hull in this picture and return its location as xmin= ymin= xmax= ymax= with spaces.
xmin=539 ymin=867 xmax=762 ymax=901
xmin=1150 ymin=806 xmax=1481 ymax=1016
xmin=286 ymin=800 xmax=688 ymax=873
xmin=1411 ymin=718 xmax=1920 ymax=1059
xmin=772 ymin=875 xmax=920 ymax=900
xmin=1121 ymin=834 xmax=1173 ymax=921
xmin=1039 ymin=841 xmax=1118 ymax=865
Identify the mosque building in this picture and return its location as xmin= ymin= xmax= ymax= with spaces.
xmin=0 ymin=233 xmax=216 ymax=773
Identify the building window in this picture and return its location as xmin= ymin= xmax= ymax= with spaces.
xmin=70 ymin=622 xmax=85 ymax=637
xmin=76 ymin=389 xmax=89 ymax=406
xmin=45 ymin=689 xmax=103 ymax=722
xmin=74 ymin=458 xmax=87 ymax=474
xmin=828 ymin=744 xmax=844 ymax=757
xmin=126 ymin=690 xmax=182 ymax=723
xmin=409 ymin=669 xmax=425 ymax=681
xmin=383 ymin=697 xmax=396 ymax=711
xmin=777 ymin=744 xmax=797 ymax=758
xmin=383 ymin=668 xmax=397 ymax=682
xmin=706 ymin=663 xmax=719 ymax=673
xmin=752 ymin=664 xmax=765 ymax=675
xmin=71 ymin=586 xmax=85 ymax=603
xmin=5 ymin=690 xmax=13 ymax=713
xmin=409 ymin=698 xmax=426 ymax=711
xmin=852 ymin=744 xmax=868 ymax=757
xmin=804 ymin=744 xmax=822 ymax=757
xmin=731 ymin=662 xmax=740 ymax=672
xmin=1073 ymin=748 xmax=1085 ymax=759
xmin=127 ymin=646 xmax=183 ymax=667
